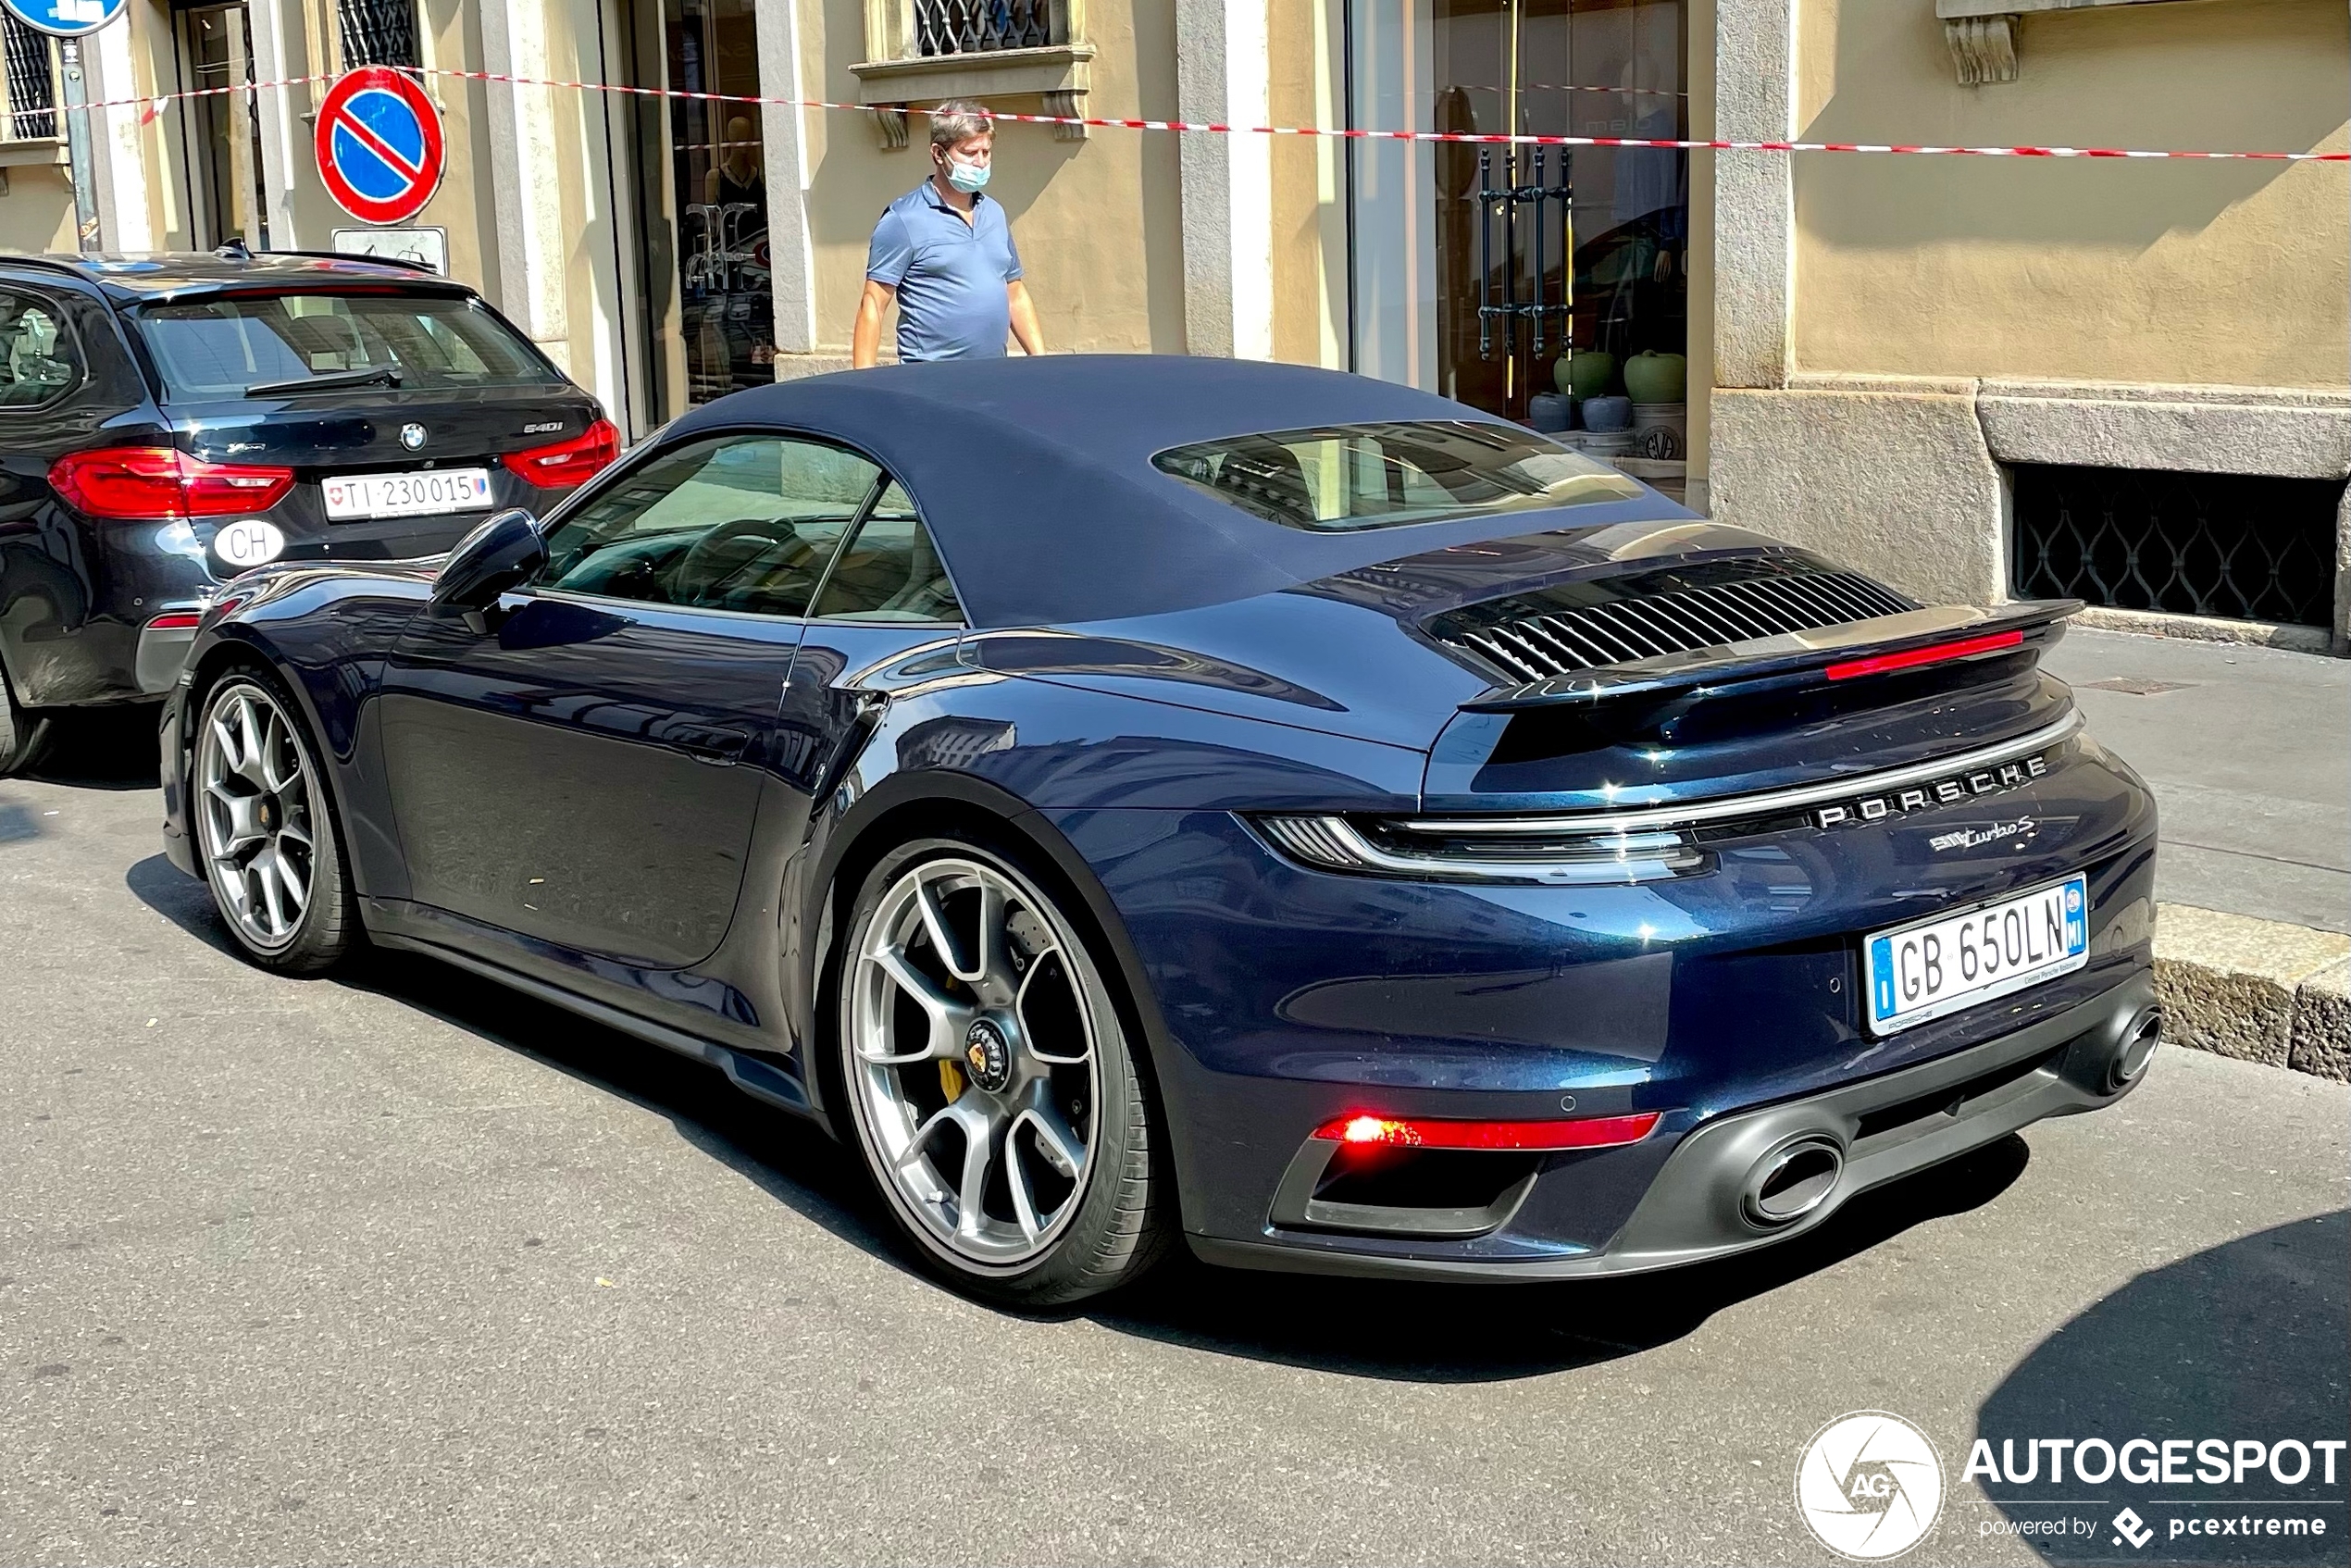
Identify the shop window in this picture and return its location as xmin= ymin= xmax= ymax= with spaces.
xmin=2 ymin=14 xmax=57 ymax=141
xmin=1349 ymin=1 xmax=1691 ymax=500
xmin=623 ymin=0 xmax=774 ymax=415
xmin=337 ymin=0 xmax=420 ymax=70
xmin=2010 ymin=466 xmax=2341 ymax=630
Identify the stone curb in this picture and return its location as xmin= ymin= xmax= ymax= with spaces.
xmin=2154 ymin=902 xmax=2351 ymax=1081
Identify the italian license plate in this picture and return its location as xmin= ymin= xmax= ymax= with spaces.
xmin=1864 ymin=876 xmax=2088 ymax=1036
xmin=321 ymin=467 xmax=492 ymax=520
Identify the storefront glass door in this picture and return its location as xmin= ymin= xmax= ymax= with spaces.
xmin=177 ymin=2 xmax=269 ymax=252
xmin=623 ymin=0 xmax=774 ymax=425
xmin=1350 ymin=0 xmax=1689 ymax=484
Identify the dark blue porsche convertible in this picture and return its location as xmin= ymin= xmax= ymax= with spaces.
xmin=159 ymin=356 xmax=2160 ymax=1304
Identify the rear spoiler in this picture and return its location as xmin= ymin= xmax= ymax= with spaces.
xmin=1459 ymin=599 xmax=2082 ymax=713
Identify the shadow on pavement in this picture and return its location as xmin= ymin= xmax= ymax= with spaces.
xmin=1091 ymin=1135 xmax=2030 ymax=1380
xmin=23 ymin=703 xmax=162 ymax=790
xmin=1975 ymin=1211 xmax=2350 ymax=1563
xmin=124 ymin=851 xmax=908 ymax=1275
xmin=127 ymin=848 xmax=2034 ymax=1380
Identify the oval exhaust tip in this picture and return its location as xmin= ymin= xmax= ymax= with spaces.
xmin=1742 ymin=1137 xmax=1845 ymax=1228
xmin=2108 ymin=1007 xmax=2162 ymax=1092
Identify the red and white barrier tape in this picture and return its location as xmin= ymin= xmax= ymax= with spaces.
xmin=72 ymin=66 xmax=2351 ymax=163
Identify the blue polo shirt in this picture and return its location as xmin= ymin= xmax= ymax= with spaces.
xmin=865 ymin=180 xmax=1023 ymax=362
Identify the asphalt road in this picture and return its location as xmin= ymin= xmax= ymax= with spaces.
xmin=4 ymin=714 xmax=2346 ymax=1567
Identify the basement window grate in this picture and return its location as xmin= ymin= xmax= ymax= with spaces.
xmin=2010 ymin=465 xmax=2342 ymax=630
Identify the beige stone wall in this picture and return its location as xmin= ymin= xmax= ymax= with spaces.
xmin=0 ymin=166 xmax=78 ymax=254
xmin=1265 ymin=0 xmax=1345 ymax=368
xmin=801 ymin=0 xmax=1187 ymax=355
xmin=1790 ymin=0 xmax=2350 ymax=390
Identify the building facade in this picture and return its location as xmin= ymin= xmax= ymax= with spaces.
xmin=3 ymin=0 xmax=2344 ymax=642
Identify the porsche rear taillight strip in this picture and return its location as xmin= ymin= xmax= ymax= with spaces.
xmin=1392 ymin=712 xmax=2081 ymax=839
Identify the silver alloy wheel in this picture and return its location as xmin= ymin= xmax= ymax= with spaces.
xmin=847 ymin=856 xmax=1102 ymax=1268
xmin=195 ymin=683 xmax=317 ymax=952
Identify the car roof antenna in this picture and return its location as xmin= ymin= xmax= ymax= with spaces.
xmin=214 ymin=237 xmax=254 ymax=262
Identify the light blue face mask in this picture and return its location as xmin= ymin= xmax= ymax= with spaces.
xmin=945 ymin=156 xmax=990 ymax=193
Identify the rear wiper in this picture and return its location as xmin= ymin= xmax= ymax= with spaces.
xmin=243 ymin=366 xmax=403 ymax=397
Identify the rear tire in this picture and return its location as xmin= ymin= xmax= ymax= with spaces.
xmin=0 ymin=666 xmax=51 ymax=778
xmin=834 ymin=834 xmax=1170 ymax=1307
xmin=192 ymin=673 xmax=358 ymax=974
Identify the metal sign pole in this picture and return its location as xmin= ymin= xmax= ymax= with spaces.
xmin=57 ymin=36 xmax=101 ymax=251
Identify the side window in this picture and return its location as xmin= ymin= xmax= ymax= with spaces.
xmin=537 ymin=433 xmax=882 ymax=618
xmin=0 ymin=291 xmax=83 ymax=408
xmin=811 ymin=483 xmax=964 ymax=624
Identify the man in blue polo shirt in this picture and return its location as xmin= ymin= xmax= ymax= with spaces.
xmin=852 ymin=100 xmax=1045 ymax=366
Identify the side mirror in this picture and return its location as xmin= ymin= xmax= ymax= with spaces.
xmin=430 ymin=508 xmax=545 ymax=618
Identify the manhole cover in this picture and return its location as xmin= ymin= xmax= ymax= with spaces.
xmin=2081 ymin=678 xmax=2194 ymax=695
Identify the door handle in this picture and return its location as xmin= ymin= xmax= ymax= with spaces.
xmin=675 ymin=725 xmax=751 ymax=765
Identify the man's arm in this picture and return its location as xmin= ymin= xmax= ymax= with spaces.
xmin=852 ymin=280 xmax=896 ymax=368
xmin=1006 ymin=280 xmax=1044 ymax=356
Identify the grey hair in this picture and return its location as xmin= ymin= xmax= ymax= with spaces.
xmin=928 ymin=99 xmax=996 ymax=149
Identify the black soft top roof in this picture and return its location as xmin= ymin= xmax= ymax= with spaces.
xmin=666 ymin=355 xmax=1685 ymax=628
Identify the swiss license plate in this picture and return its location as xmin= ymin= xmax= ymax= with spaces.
xmin=1864 ymin=876 xmax=2088 ymax=1036
xmin=321 ymin=467 xmax=492 ymax=520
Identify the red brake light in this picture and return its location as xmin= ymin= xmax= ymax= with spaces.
xmin=1311 ymin=1111 xmax=1661 ymax=1152
xmin=49 ymin=447 xmax=294 ymax=520
xmin=143 ymin=611 xmax=205 ymax=631
xmin=1824 ymin=629 xmax=2024 ymax=682
xmin=502 ymin=417 xmax=619 ymax=490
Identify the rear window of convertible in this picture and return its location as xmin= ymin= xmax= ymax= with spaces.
xmin=1151 ymin=419 xmax=1645 ymax=532
xmin=133 ymin=292 xmax=564 ymax=400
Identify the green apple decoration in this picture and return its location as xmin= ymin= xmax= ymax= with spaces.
xmin=1559 ymin=351 xmax=1615 ymax=401
xmin=1623 ymin=350 xmax=1686 ymax=404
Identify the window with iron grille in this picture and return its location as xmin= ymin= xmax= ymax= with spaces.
xmin=338 ymin=0 xmax=420 ymax=70
xmin=915 ymin=0 xmax=1054 ymax=56
xmin=2011 ymin=465 xmax=2342 ymax=630
xmin=3 ymin=14 xmax=56 ymax=141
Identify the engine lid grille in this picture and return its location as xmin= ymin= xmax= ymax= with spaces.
xmin=1426 ymin=556 xmax=1920 ymax=683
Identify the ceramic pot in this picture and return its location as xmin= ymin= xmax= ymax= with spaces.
xmin=1581 ymin=394 xmax=1633 ymax=432
xmin=1631 ymin=402 xmax=1686 ymax=460
xmin=1623 ymin=350 xmax=1686 ymax=404
xmin=1527 ymin=392 xmax=1573 ymax=433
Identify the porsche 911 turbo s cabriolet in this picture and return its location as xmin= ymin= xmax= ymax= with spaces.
xmin=159 ymin=356 xmax=2160 ymax=1305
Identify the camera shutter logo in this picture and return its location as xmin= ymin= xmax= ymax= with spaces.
xmin=1796 ymin=1412 xmax=1947 ymax=1560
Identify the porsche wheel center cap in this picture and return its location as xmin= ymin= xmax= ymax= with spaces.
xmin=963 ymin=1019 xmax=1013 ymax=1093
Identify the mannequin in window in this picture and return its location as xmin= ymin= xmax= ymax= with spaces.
xmin=703 ymin=117 xmax=765 ymax=210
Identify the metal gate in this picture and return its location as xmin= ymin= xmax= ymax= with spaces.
xmin=2010 ymin=465 xmax=2340 ymax=629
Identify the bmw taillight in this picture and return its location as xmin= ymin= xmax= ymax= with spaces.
xmin=501 ymin=417 xmax=619 ymax=490
xmin=49 ymin=447 xmax=295 ymax=520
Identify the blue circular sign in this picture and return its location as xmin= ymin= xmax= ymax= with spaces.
xmin=1 ymin=0 xmax=131 ymax=39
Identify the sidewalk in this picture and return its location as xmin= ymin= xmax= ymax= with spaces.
xmin=2046 ymin=628 xmax=2348 ymax=934
xmin=2045 ymin=627 xmax=2350 ymax=1078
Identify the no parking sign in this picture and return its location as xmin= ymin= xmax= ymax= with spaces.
xmin=314 ymin=67 xmax=445 ymax=226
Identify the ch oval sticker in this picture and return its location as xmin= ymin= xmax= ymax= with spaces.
xmin=213 ymin=519 xmax=287 ymax=570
